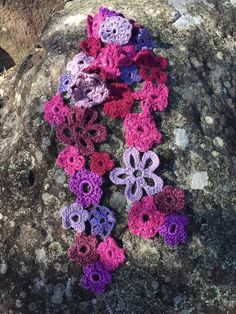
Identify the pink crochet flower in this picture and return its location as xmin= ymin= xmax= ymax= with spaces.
xmin=135 ymin=82 xmax=169 ymax=112
xmin=87 ymin=13 xmax=106 ymax=39
xmin=43 ymin=95 xmax=69 ymax=125
xmin=124 ymin=111 xmax=162 ymax=152
xmin=97 ymin=237 xmax=125 ymax=271
xmin=128 ymin=195 xmax=164 ymax=239
xmin=56 ymin=146 xmax=85 ymax=176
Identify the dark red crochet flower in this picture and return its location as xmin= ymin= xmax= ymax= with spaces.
xmin=80 ymin=37 xmax=102 ymax=58
xmin=56 ymin=107 xmax=107 ymax=156
xmin=90 ymin=152 xmax=114 ymax=176
xmin=102 ymin=82 xmax=134 ymax=119
xmin=68 ymin=233 xmax=98 ymax=266
xmin=154 ymin=185 xmax=186 ymax=215
xmin=84 ymin=64 xmax=109 ymax=81
xmin=135 ymin=49 xmax=168 ymax=84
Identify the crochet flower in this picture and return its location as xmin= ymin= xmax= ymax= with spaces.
xmin=68 ymin=233 xmax=98 ymax=266
xmin=135 ymin=27 xmax=153 ymax=51
xmin=135 ymin=49 xmax=168 ymax=84
xmin=56 ymin=107 xmax=107 ymax=156
xmin=44 ymin=95 xmax=69 ymax=125
xmin=99 ymin=16 xmax=133 ymax=45
xmin=102 ymin=82 xmax=134 ymax=119
xmin=109 ymin=148 xmax=164 ymax=202
xmin=57 ymin=73 xmax=74 ymax=95
xmin=120 ymin=64 xmax=141 ymax=85
xmin=82 ymin=261 xmax=112 ymax=294
xmin=99 ymin=7 xmax=121 ymax=17
xmin=90 ymin=152 xmax=114 ymax=176
xmin=56 ymin=146 xmax=85 ymax=175
xmin=158 ymin=213 xmax=188 ymax=247
xmin=89 ymin=205 xmax=116 ymax=239
xmin=135 ymin=82 xmax=169 ymax=113
xmin=69 ymin=72 xmax=109 ymax=108
xmin=154 ymin=185 xmax=186 ymax=215
xmin=66 ymin=52 xmax=94 ymax=76
xmin=87 ymin=12 xmax=106 ymax=39
xmin=61 ymin=202 xmax=89 ymax=233
xmin=124 ymin=111 xmax=162 ymax=152
xmin=80 ymin=37 xmax=102 ymax=58
xmin=128 ymin=196 xmax=164 ymax=239
xmin=97 ymin=237 xmax=125 ymax=271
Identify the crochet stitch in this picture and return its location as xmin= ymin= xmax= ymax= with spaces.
xmin=57 ymin=73 xmax=74 ymax=95
xmin=90 ymin=152 xmax=114 ymax=176
xmin=61 ymin=202 xmax=89 ymax=233
xmin=80 ymin=37 xmax=102 ymax=58
xmin=44 ymin=95 xmax=69 ymax=125
xmin=109 ymin=148 xmax=164 ymax=201
xmin=120 ymin=64 xmax=141 ymax=85
xmin=66 ymin=52 xmax=94 ymax=76
xmin=56 ymin=146 xmax=85 ymax=175
xmin=69 ymin=168 xmax=103 ymax=208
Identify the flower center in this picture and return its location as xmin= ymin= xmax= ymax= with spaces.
xmin=71 ymin=215 xmax=79 ymax=222
xmin=169 ymin=223 xmax=177 ymax=234
xmin=82 ymin=183 xmax=91 ymax=193
xmin=92 ymin=273 xmax=100 ymax=282
xmin=142 ymin=214 xmax=149 ymax=222
xmin=98 ymin=160 xmax=103 ymax=167
xmin=137 ymin=126 xmax=143 ymax=133
xmin=166 ymin=196 xmax=174 ymax=205
xmin=80 ymin=245 xmax=87 ymax=254
xmin=133 ymin=170 xmax=142 ymax=177
xmin=99 ymin=217 xmax=106 ymax=224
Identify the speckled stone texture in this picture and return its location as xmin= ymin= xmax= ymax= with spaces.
xmin=0 ymin=0 xmax=236 ymax=313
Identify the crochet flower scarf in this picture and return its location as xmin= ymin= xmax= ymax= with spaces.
xmin=43 ymin=7 xmax=189 ymax=295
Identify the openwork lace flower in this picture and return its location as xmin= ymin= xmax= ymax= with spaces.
xmin=135 ymin=82 xmax=169 ymax=112
xmin=69 ymin=73 xmax=109 ymax=108
xmin=135 ymin=27 xmax=153 ymax=51
xmin=128 ymin=196 xmax=164 ymax=239
xmin=90 ymin=152 xmax=114 ymax=176
xmin=67 ymin=233 xmax=98 ymax=266
xmin=102 ymin=82 xmax=134 ymax=119
xmin=66 ymin=52 xmax=94 ymax=76
xmin=82 ymin=261 xmax=112 ymax=294
xmin=158 ymin=213 xmax=188 ymax=247
xmin=109 ymin=148 xmax=164 ymax=202
xmin=69 ymin=168 xmax=103 ymax=208
xmin=61 ymin=202 xmax=89 ymax=233
xmin=56 ymin=107 xmax=107 ymax=156
xmin=89 ymin=205 xmax=116 ymax=239
xmin=80 ymin=37 xmax=102 ymax=58
xmin=44 ymin=95 xmax=69 ymax=125
xmin=124 ymin=111 xmax=162 ymax=152
xmin=154 ymin=185 xmax=186 ymax=215
xmin=120 ymin=64 xmax=141 ymax=85
xmin=57 ymin=73 xmax=74 ymax=95
xmin=56 ymin=146 xmax=85 ymax=175
xmin=97 ymin=237 xmax=125 ymax=271
xmin=99 ymin=16 xmax=133 ymax=45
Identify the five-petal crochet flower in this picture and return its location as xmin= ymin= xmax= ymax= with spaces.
xmin=56 ymin=146 xmax=85 ymax=175
xmin=120 ymin=64 xmax=141 ymax=85
xmin=57 ymin=73 xmax=74 ymax=95
xmin=44 ymin=95 xmax=69 ymax=125
xmin=61 ymin=202 xmax=89 ymax=233
xmin=90 ymin=152 xmax=114 ymax=176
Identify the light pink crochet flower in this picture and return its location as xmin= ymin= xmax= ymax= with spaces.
xmin=66 ymin=52 xmax=94 ymax=76
xmin=43 ymin=95 xmax=69 ymax=125
xmin=97 ymin=237 xmax=125 ymax=271
xmin=124 ymin=111 xmax=162 ymax=152
xmin=56 ymin=146 xmax=85 ymax=175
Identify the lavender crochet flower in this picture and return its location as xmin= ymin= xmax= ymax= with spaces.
xmin=135 ymin=27 xmax=153 ymax=51
xmin=109 ymin=148 xmax=163 ymax=202
xmin=158 ymin=213 xmax=188 ymax=247
xmin=69 ymin=168 xmax=103 ymax=208
xmin=99 ymin=16 xmax=133 ymax=45
xmin=89 ymin=205 xmax=115 ymax=239
xmin=66 ymin=52 xmax=94 ymax=76
xmin=57 ymin=73 xmax=74 ymax=94
xmin=82 ymin=261 xmax=112 ymax=294
xmin=60 ymin=202 xmax=89 ymax=233
xmin=120 ymin=64 xmax=141 ymax=85
xmin=99 ymin=7 xmax=120 ymax=17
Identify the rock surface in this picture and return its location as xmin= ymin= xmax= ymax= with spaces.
xmin=0 ymin=0 xmax=236 ymax=313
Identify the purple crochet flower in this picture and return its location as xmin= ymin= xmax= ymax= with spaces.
xmin=69 ymin=168 xmax=103 ymax=208
xmin=82 ymin=261 xmax=112 ymax=294
xmin=158 ymin=213 xmax=188 ymax=247
xmin=135 ymin=27 xmax=153 ymax=51
xmin=109 ymin=148 xmax=163 ymax=202
xmin=120 ymin=64 xmax=141 ymax=85
xmin=89 ymin=205 xmax=115 ymax=239
xmin=66 ymin=52 xmax=94 ymax=76
xmin=99 ymin=16 xmax=133 ymax=45
xmin=99 ymin=7 xmax=120 ymax=17
xmin=57 ymin=73 xmax=74 ymax=95
xmin=60 ymin=202 xmax=89 ymax=233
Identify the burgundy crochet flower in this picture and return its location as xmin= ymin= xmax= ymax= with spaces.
xmin=90 ymin=152 xmax=114 ymax=176
xmin=44 ymin=95 xmax=69 ymax=125
xmin=124 ymin=111 xmax=162 ymax=152
xmin=135 ymin=49 xmax=168 ymax=84
xmin=154 ymin=185 xmax=186 ymax=215
xmin=97 ymin=237 xmax=125 ymax=271
xmin=67 ymin=233 xmax=98 ymax=266
xmin=80 ymin=37 xmax=102 ymax=58
xmin=102 ymin=82 xmax=134 ymax=119
xmin=56 ymin=107 xmax=107 ymax=156
xmin=128 ymin=196 xmax=164 ymax=239
xmin=56 ymin=146 xmax=85 ymax=176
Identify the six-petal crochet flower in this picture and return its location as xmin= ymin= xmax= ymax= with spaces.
xmin=61 ymin=202 xmax=89 ymax=233
xmin=44 ymin=95 xmax=69 ymax=125
xmin=90 ymin=152 xmax=114 ymax=176
xmin=56 ymin=146 xmax=85 ymax=175
xmin=66 ymin=52 xmax=94 ymax=76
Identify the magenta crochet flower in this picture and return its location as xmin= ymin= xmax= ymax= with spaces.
xmin=135 ymin=82 xmax=169 ymax=112
xmin=124 ymin=111 xmax=162 ymax=152
xmin=97 ymin=237 xmax=125 ymax=271
xmin=109 ymin=148 xmax=163 ymax=202
xmin=128 ymin=196 xmax=164 ymax=239
xmin=66 ymin=52 xmax=94 ymax=76
xmin=158 ymin=213 xmax=188 ymax=247
xmin=56 ymin=146 xmax=85 ymax=175
xmin=69 ymin=168 xmax=103 ymax=208
xmin=69 ymin=72 xmax=109 ymax=108
xmin=61 ymin=202 xmax=89 ymax=233
xmin=43 ymin=95 xmax=69 ymax=125
xmin=87 ymin=13 xmax=106 ymax=39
